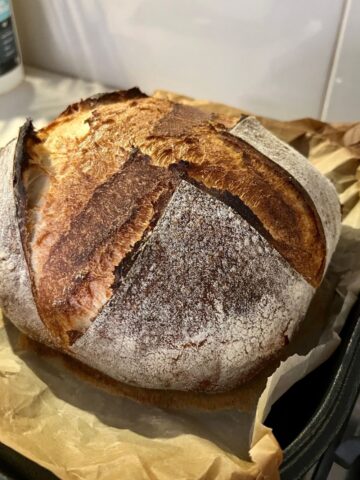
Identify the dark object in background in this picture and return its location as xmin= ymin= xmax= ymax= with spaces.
xmin=0 ymin=0 xmax=23 ymax=94
xmin=267 ymin=295 xmax=360 ymax=479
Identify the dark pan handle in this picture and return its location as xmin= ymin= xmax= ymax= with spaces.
xmin=280 ymin=297 xmax=360 ymax=480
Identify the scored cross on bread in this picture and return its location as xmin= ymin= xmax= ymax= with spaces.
xmin=0 ymin=89 xmax=340 ymax=391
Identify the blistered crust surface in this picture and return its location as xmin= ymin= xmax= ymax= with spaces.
xmin=231 ymin=117 xmax=341 ymax=269
xmin=72 ymin=182 xmax=314 ymax=391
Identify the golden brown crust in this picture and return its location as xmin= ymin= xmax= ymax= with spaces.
xmin=185 ymin=134 xmax=325 ymax=286
xmin=23 ymin=90 xmax=327 ymax=344
xmin=35 ymin=152 xmax=178 ymax=343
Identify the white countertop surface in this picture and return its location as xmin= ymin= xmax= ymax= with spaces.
xmin=0 ymin=67 xmax=108 ymax=147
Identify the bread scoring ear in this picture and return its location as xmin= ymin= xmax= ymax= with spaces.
xmin=230 ymin=116 xmax=341 ymax=272
xmin=0 ymin=125 xmax=57 ymax=347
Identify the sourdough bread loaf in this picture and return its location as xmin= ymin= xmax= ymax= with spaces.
xmin=0 ymin=89 xmax=341 ymax=392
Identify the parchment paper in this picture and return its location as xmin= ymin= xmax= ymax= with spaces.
xmin=0 ymin=91 xmax=359 ymax=480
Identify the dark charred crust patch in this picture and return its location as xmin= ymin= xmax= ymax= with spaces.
xmin=111 ymin=236 xmax=143 ymax=291
xmin=67 ymin=329 xmax=83 ymax=345
xmin=169 ymin=159 xmax=190 ymax=176
xmin=60 ymin=87 xmax=148 ymax=117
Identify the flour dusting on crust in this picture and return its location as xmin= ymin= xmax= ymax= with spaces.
xmin=72 ymin=181 xmax=314 ymax=391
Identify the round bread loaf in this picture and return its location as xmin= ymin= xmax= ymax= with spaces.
xmin=0 ymin=89 xmax=341 ymax=392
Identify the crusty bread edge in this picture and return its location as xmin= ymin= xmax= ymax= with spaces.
xmin=231 ymin=117 xmax=341 ymax=272
xmin=0 ymin=124 xmax=57 ymax=347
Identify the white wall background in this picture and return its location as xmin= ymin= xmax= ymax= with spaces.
xmin=12 ymin=0 xmax=359 ymax=121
